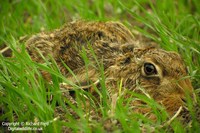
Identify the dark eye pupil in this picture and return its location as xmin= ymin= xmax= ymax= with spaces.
xmin=144 ymin=63 xmax=156 ymax=75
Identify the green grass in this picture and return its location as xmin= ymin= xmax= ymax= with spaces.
xmin=0 ymin=0 xmax=200 ymax=132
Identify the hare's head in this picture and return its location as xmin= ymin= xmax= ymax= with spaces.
xmin=107 ymin=46 xmax=194 ymax=115
xmin=133 ymin=47 xmax=194 ymax=114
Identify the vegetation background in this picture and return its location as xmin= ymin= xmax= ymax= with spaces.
xmin=0 ymin=0 xmax=200 ymax=132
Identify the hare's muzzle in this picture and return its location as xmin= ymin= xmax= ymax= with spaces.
xmin=177 ymin=78 xmax=196 ymax=102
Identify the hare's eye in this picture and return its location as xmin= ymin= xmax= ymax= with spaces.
xmin=144 ymin=63 xmax=157 ymax=75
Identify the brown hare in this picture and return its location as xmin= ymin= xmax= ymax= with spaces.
xmin=25 ymin=21 xmax=195 ymax=119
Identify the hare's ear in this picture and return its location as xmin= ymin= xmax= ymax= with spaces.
xmin=133 ymin=48 xmax=147 ymax=58
xmin=120 ymin=43 xmax=135 ymax=53
xmin=133 ymin=45 xmax=158 ymax=58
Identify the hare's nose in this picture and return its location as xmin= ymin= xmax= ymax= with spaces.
xmin=178 ymin=78 xmax=193 ymax=93
xmin=177 ymin=78 xmax=196 ymax=103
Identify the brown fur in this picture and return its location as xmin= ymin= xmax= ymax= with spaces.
xmin=25 ymin=21 xmax=194 ymax=117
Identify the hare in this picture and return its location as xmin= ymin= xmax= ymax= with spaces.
xmin=25 ymin=21 xmax=194 ymax=118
